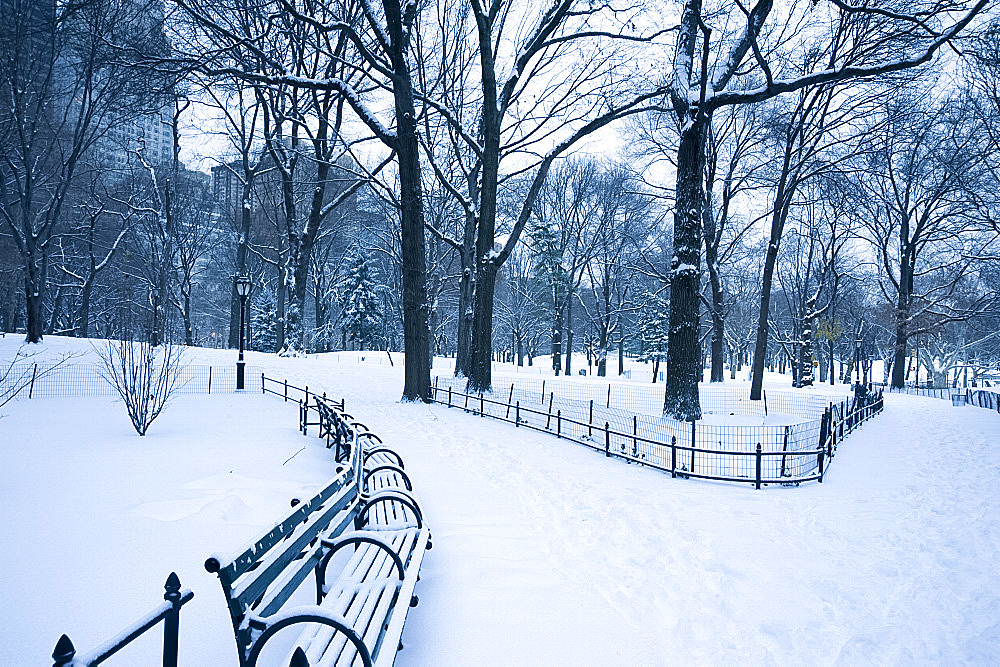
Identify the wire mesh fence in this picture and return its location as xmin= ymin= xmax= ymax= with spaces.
xmin=871 ymin=382 xmax=1000 ymax=413
xmin=873 ymin=383 xmax=964 ymax=400
xmin=1 ymin=361 xmax=262 ymax=402
xmin=432 ymin=375 xmax=883 ymax=488
xmin=477 ymin=373 xmax=835 ymax=420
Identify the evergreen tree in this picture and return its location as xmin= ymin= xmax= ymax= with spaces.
xmin=530 ymin=217 xmax=570 ymax=372
xmin=250 ymin=288 xmax=279 ymax=353
xmin=638 ymin=296 xmax=670 ymax=383
xmin=339 ymin=250 xmax=380 ymax=350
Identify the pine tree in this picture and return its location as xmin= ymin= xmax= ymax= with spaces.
xmin=638 ymin=296 xmax=670 ymax=383
xmin=530 ymin=217 xmax=570 ymax=373
xmin=250 ymin=289 xmax=279 ymax=352
xmin=339 ymin=250 xmax=380 ymax=351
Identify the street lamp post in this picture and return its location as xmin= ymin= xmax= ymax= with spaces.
xmin=855 ymin=336 xmax=862 ymax=387
xmin=235 ymin=274 xmax=251 ymax=390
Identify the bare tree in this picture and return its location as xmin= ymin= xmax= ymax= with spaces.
xmin=175 ymin=0 xmax=432 ymax=399
xmin=412 ymin=0 xmax=674 ymax=392
xmin=97 ymin=335 xmax=185 ymax=435
xmin=856 ymin=94 xmax=998 ymax=388
xmin=663 ymin=0 xmax=987 ymax=419
xmin=0 ymin=0 xmax=173 ymax=343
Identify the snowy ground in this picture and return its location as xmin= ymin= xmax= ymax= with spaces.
xmin=2 ymin=337 xmax=1000 ymax=665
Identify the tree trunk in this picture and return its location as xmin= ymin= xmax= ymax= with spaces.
xmin=394 ymin=61 xmax=431 ymax=402
xmin=597 ymin=321 xmax=608 ymax=377
xmin=183 ymin=290 xmax=194 ymax=346
xmin=890 ymin=261 xmax=912 ymax=389
xmin=564 ymin=296 xmax=574 ymax=376
xmin=550 ymin=313 xmax=562 ymax=375
xmin=663 ymin=113 xmax=707 ymax=421
xmin=453 ymin=214 xmax=476 ymax=377
xmin=467 ymin=264 xmax=498 ymax=393
xmin=77 ymin=278 xmax=93 ymax=338
xmin=25 ymin=267 xmax=44 ymax=343
xmin=151 ymin=180 xmax=174 ymax=347
xmin=276 ymin=261 xmax=286 ymax=352
xmin=704 ymin=194 xmax=725 ymax=383
xmin=47 ymin=283 xmax=63 ymax=334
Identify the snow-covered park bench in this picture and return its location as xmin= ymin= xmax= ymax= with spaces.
xmin=205 ymin=398 xmax=430 ymax=667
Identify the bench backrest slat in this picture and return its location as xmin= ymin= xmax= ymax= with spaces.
xmin=222 ymin=466 xmax=354 ymax=582
xmin=232 ymin=482 xmax=357 ymax=613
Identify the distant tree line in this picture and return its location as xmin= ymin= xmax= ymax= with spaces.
xmin=2 ymin=0 xmax=998 ymax=407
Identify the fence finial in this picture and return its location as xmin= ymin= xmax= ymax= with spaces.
xmin=52 ymin=634 xmax=75 ymax=666
xmin=164 ymin=572 xmax=181 ymax=602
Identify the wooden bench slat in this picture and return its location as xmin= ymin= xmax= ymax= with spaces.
xmin=232 ymin=484 xmax=358 ymax=612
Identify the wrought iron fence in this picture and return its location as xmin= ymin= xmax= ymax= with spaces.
xmin=476 ymin=373 xmax=836 ymax=420
xmin=51 ymin=573 xmax=193 ymax=667
xmin=431 ymin=375 xmax=883 ymax=488
xmin=966 ymin=389 xmax=1000 ymax=412
xmin=871 ymin=382 xmax=1000 ymax=413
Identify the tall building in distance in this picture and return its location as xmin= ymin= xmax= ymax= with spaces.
xmin=91 ymin=0 xmax=176 ymax=170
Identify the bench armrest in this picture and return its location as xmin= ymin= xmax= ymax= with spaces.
xmin=358 ymin=489 xmax=422 ymax=528
xmin=244 ymin=606 xmax=372 ymax=667
xmin=318 ymin=531 xmax=406 ymax=596
xmin=363 ymin=464 xmax=413 ymax=493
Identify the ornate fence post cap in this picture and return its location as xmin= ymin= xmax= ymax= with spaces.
xmin=52 ymin=634 xmax=76 ymax=665
xmin=290 ymin=647 xmax=310 ymax=667
xmin=164 ymin=572 xmax=181 ymax=602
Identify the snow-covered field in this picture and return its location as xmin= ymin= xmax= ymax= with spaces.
xmin=2 ymin=336 xmax=999 ymax=665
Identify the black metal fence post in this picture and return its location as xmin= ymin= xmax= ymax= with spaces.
xmin=755 ymin=443 xmax=762 ymax=490
xmin=632 ymin=416 xmax=638 ymax=457
xmin=779 ymin=426 xmax=790 ymax=478
xmin=208 ymin=366 xmax=212 ymax=394
xmin=284 ymin=378 xmax=288 ymax=402
xmin=588 ymin=400 xmax=593 ymax=436
xmin=162 ymin=573 xmax=182 ymax=667
xmin=480 ymin=393 xmax=484 ymax=416
xmin=557 ymin=410 xmax=561 ymax=437
xmin=506 ymin=384 xmax=514 ymax=419
xmin=605 ymin=422 xmax=610 ymax=457
xmin=541 ymin=380 xmax=545 ymax=404
xmin=671 ymin=436 xmax=677 ymax=478
xmin=29 ymin=363 xmax=38 ymax=399
xmin=690 ymin=420 xmax=696 ymax=473
xmin=516 ymin=401 xmax=520 ymax=426
xmin=261 ymin=373 xmax=265 ymax=394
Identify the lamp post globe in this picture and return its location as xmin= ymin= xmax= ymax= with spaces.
xmin=234 ymin=275 xmax=251 ymax=390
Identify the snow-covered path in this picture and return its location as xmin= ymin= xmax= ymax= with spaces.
xmin=2 ymin=338 xmax=999 ymax=664
xmin=376 ymin=390 xmax=1000 ymax=664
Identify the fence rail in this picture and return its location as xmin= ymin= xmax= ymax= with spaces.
xmin=51 ymin=573 xmax=193 ymax=667
xmin=430 ymin=376 xmax=883 ymax=488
